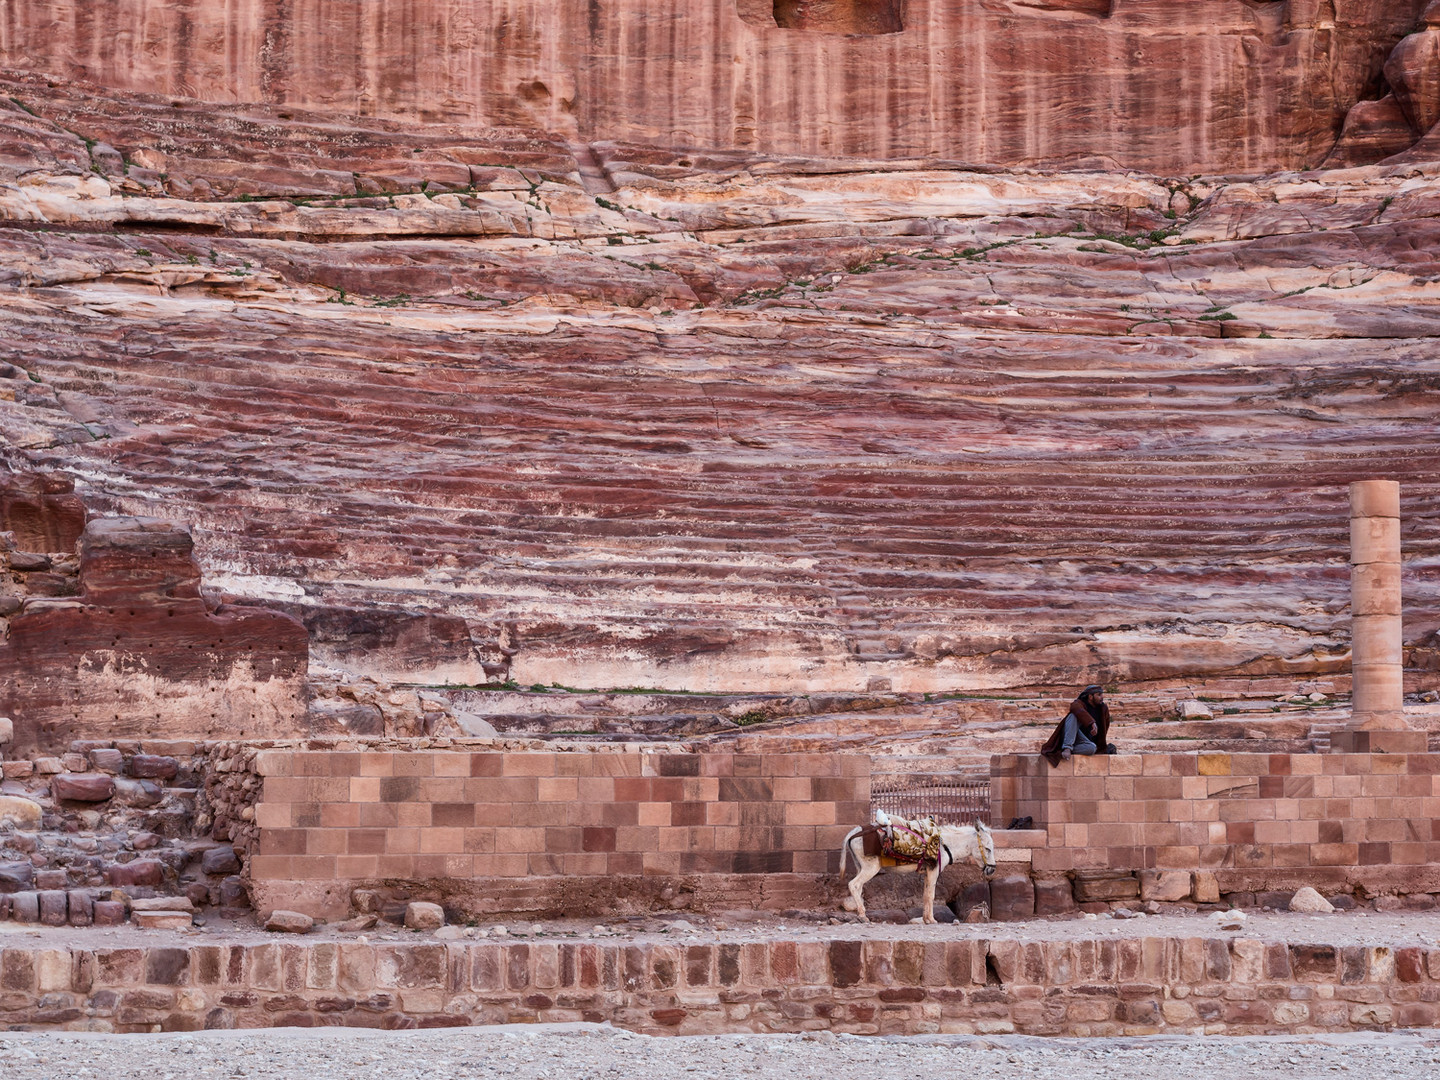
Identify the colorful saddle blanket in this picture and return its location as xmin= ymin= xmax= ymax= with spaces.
xmin=874 ymin=813 xmax=942 ymax=867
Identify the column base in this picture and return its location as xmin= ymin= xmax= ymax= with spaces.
xmin=1328 ymin=729 xmax=1428 ymax=754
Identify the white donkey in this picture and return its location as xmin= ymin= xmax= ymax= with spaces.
xmin=840 ymin=818 xmax=995 ymax=924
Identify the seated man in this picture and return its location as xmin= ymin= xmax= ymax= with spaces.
xmin=1040 ymin=684 xmax=1112 ymax=766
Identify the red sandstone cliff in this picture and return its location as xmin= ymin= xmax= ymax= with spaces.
xmin=0 ymin=77 xmax=1435 ymax=698
xmin=1 ymin=0 xmax=1438 ymax=173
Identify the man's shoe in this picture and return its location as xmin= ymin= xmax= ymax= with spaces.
xmin=1060 ymin=749 xmax=1072 ymax=761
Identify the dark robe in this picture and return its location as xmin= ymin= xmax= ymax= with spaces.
xmin=1040 ymin=695 xmax=1112 ymax=766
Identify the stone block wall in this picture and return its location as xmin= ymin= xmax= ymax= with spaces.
xmin=249 ymin=750 xmax=871 ymax=918
xmin=991 ymin=752 xmax=1440 ymax=897
xmin=1 ymin=932 xmax=1439 ymax=1035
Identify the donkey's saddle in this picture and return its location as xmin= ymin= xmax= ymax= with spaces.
xmin=863 ymin=813 xmax=943 ymax=868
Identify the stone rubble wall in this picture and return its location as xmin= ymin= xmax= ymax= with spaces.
xmin=0 ymin=741 xmax=261 ymax=926
xmin=0 ymin=934 xmax=1437 ymax=1035
xmin=248 ymin=750 xmax=871 ymax=920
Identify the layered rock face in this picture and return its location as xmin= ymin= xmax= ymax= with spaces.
xmin=1 ymin=0 xmax=1438 ymax=172
xmin=0 ymin=466 xmax=84 ymax=552
xmin=0 ymin=77 xmax=1437 ymax=697
xmin=0 ymin=509 xmax=310 ymax=754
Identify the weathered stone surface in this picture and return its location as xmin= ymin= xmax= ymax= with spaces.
xmin=130 ymin=896 xmax=196 ymax=913
xmin=951 ymin=882 xmax=991 ymax=923
xmin=128 ymin=754 xmax=180 ymax=780
xmin=404 ymin=902 xmax=446 ymax=931
xmin=7 ymin=551 xmax=50 ymax=571
xmin=87 ymin=748 xmax=125 ymax=773
xmin=0 ymin=469 xmax=85 ymax=551
xmin=38 ymin=889 xmax=68 ymax=925
xmin=1140 ymin=871 xmax=1194 ymax=903
xmin=10 ymin=890 xmax=39 ymax=922
xmin=133 ymin=910 xmax=193 ymax=930
xmin=0 ymin=860 xmax=36 ymax=892
xmin=1033 ymin=878 xmax=1076 ymax=916
xmin=988 ymin=875 xmax=1036 ymax=923
xmin=1073 ymin=872 xmax=1140 ymax=904
xmin=266 ymin=910 xmax=315 ymax=934
xmin=218 ymin=876 xmax=250 ymax=909
xmin=0 ymin=2 xmax=1432 ymax=172
xmin=0 ymin=716 xmax=12 ymax=744
xmin=1290 ymin=887 xmax=1337 ymax=914
xmin=105 ymin=859 xmax=165 ymax=888
xmin=66 ymin=889 xmax=94 ymax=925
xmin=111 ymin=778 xmax=163 ymax=807
xmin=50 ymin=773 xmax=115 ymax=802
xmin=201 ymin=846 xmax=241 ymax=876
xmin=91 ymin=899 xmax=127 ymax=926
xmin=0 ymin=795 xmax=43 ymax=829
xmin=1192 ymin=872 xmax=1221 ymax=905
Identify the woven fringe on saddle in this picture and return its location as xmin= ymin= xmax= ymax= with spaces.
xmin=867 ymin=813 xmax=942 ymax=868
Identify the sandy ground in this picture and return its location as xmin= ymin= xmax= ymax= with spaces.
xmin=1 ymin=1025 xmax=1439 ymax=1080
xmin=3 ymin=907 xmax=1439 ymax=950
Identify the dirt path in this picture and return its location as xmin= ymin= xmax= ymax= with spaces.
xmin=2 ymin=1025 xmax=1439 ymax=1080
xmin=2 ymin=906 xmax=1438 ymax=951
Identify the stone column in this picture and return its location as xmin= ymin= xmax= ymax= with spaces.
xmin=1332 ymin=480 xmax=1421 ymax=752
xmin=1350 ymin=481 xmax=1402 ymax=726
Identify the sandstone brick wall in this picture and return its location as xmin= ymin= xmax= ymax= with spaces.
xmin=991 ymin=752 xmax=1440 ymax=895
xmin=249 ymin=751 xmax=870 ymax=918
xmin=2 ymin=933 xmax=1438 ymax=1035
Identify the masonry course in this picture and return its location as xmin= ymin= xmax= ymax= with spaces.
xmin=1 ymin=922 xmax=1439 ymax=1036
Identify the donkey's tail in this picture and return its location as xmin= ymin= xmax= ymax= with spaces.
xmin=840 ymin=826 xmax=862 ymax=875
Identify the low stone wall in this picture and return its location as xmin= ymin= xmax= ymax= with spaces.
xmin=249 ymin=750 xmax=871 ymax=918
xmin=990 ymin=752 xmax=1440 ymax=898
xmin=1 ymin=932 xmax=1438 ymax=1035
